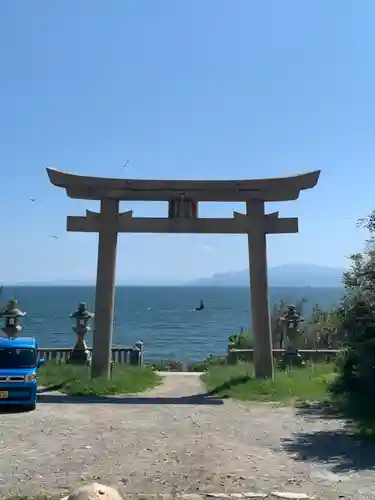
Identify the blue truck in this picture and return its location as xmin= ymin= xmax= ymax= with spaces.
xmin=0 ymin=337 xmax=45 ymax=411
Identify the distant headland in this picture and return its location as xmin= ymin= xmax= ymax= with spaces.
xmin=188 ymin=264 xmax=345 ymax=288
xmin=7 ymin=264 xmax=345 ymax=288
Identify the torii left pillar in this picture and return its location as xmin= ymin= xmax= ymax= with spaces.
xmin=91 ymin=198 xmax=119 ymax=379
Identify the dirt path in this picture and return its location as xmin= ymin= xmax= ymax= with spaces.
xmin=145 ymin=372 xmax=205 ymax=397
xmin=0 ymin=373 xmax=375 ymax=499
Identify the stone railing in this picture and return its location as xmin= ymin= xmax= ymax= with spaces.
xmin=227 ymin=348 xmax=340 ymax=364
xmin=38 ymin=345 xmax=144 ymax=366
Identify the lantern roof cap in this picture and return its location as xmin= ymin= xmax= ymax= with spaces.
xmin=70 ymin=302 xmax=94 ymax=318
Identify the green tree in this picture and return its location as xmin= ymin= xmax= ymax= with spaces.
xmin=332 ymin=210 xmax=375 ymax=405
xmin=228 ymin=329 xmax=253 ymax=349
xmin=307 ymin=305 xmax=342 ymax=348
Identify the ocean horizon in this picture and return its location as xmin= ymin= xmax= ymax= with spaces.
xmin=0 ymin=286 xmax=344 ymax=362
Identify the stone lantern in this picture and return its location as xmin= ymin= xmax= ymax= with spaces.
xmin=280 ymin=304 xmax=305 ymax=367
xmin=1 ymin=299 xmax=26 ymax=339
xmin=68 ymin=302 xmax=94 ymax=365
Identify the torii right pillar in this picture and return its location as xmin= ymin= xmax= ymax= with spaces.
xmin=246 ymin=199 xmax=275 ymax=380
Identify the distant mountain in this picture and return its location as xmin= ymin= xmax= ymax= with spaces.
xmin=7 ymin=264 xmax=345 ymax=287
xmin=189 ymin=264 xmax=346 ymax=287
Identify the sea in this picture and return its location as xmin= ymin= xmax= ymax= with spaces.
xmin=0 ymin=286 xmax=344 ymax=363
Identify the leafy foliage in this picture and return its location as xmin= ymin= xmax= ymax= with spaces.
xmin=229 ymin=297 xmax=342 ymax=352
xmin=305 ymin=304 xmax=342 ymax=348
xmin=150 ymin=355 xmax=227 ymax=372
xmin=228 ymin=330 xmax=253 ymax=349
xmin=331 ymin=210 xmax=375 ymax=410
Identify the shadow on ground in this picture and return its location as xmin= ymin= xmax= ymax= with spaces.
xmin=281 ymin=401 xmax=375 ymax=473
xmin=204 ymin=374 xmax=252 ymax=397
xmin=38 ymin=382 xmax=68 ymax=393
xmin=0 ymin=405 xmax=33 ymax=414
xmin=37 ymin=387 xmax=225 ymax=406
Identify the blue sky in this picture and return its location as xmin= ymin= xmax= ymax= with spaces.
xmin=1 ymin=0 xmax=374 ymax=284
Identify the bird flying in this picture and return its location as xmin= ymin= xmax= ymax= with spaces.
xmin=121 ymin=160 xmax=130 ymax=171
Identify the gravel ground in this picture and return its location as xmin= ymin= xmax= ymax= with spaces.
xmin=1 ymin=373 xmax=375 ymax=500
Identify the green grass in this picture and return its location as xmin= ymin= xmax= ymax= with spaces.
xmin=202 ymin=362 xmax=335 ymax=403
xmin=38 ymin=362 xmax=161 ymax=396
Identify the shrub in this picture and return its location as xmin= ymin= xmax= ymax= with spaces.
xmin=150 ymin=355 xmax=227 ymax=372
xmin=331 ymin=211 xmax=375 ymax=411
xmin=150 ymin=359 xmax=185 ymax=371
xmin=190 ymin=355 xmax=227 ymax=371
xmin=228 ymin=331 xmax=253 ymax=349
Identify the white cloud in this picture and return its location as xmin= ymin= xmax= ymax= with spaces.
xmin=202 ymin=245 xmax=214 ymax=252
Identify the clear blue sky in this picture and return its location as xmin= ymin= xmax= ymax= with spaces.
xmin=1 ymin=0 xmax=374 ymax=284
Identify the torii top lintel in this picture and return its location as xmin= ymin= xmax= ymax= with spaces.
xmin=46 ymin=168 xmax=320 ymax=202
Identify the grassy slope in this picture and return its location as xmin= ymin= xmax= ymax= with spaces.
xmin=202 ymin=362 xmax=335 ymax=403
xmin=38 ymin=363 xmax=161 ymax=396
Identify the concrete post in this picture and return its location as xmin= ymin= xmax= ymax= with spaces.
xmin=134 ymin=340 xmax=144 ymax=366
xmin=246 ymin=200 xmax=274 ymax=379
xmin=91 ymin=198 xmax=119 ymax=379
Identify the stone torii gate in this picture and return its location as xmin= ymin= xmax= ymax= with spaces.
xmin=46 ymin=168 xmax=320 ymax=379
